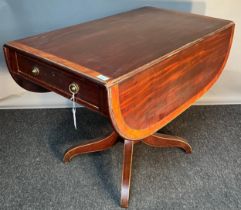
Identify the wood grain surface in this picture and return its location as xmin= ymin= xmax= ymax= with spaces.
xmin=107 ymin=24 xmax=234 ymax=140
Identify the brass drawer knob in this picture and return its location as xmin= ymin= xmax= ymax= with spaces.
xmin=32 ymin=67 xmax=40 ymax=76
xmin=69 ymin=82 xmax=79 ymax=94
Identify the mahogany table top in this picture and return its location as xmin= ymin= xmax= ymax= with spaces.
xmin=6 ymin=7 xmax=232 ymax=86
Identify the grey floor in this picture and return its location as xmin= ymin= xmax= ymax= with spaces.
xmin=0 ymin=105 xmax=241 ymax=210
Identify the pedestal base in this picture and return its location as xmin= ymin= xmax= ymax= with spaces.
xmin=63 ymin=131 xmax=192 ymax=208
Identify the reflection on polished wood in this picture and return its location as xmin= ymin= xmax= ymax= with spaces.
xmin=63 ymin=131 xmax=118 ymax=163
xmin=143 ymin=133 xmax=192 ymax=154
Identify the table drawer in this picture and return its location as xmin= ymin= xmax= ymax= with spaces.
xmin=16 ymin=52 xmax=101 ymax=110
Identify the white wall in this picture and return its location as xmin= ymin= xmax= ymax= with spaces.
xmin=192 ymin=0 xmax=241 ymax=105
xmin=0 ymin=0 xmax=240 ymax=109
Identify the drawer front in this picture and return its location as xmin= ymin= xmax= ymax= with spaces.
xmin=16 ymin=53 xmax=101 ymax=110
